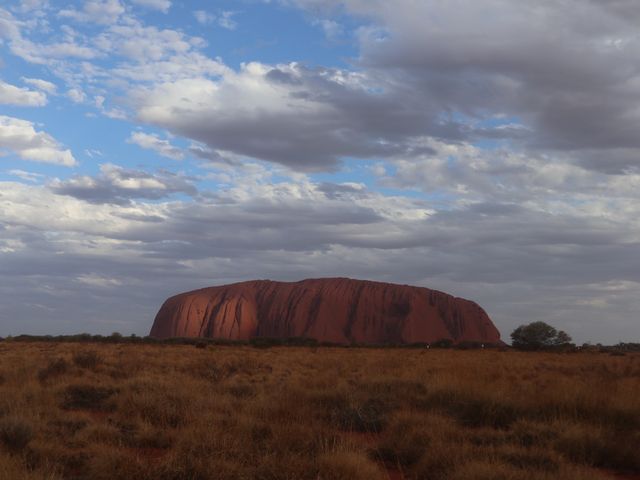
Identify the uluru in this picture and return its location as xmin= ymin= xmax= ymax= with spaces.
xmin=150 ymin=278 xmax=501 ymax=345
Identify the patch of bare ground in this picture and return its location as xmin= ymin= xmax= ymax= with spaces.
xmin=0 ymin=342 xmax=638 ymax=479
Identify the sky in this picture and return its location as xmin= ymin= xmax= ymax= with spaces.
xmin=1 ymin=0 xmax=639 ymax=344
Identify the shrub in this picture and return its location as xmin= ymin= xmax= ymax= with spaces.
xmin=377 ymin=426 xmax=428 ymax=466
xmin=37 ymin=358 xmax=69 ymax=383
xmin=73 ymin=350 xmax=101 ymax=370
xmin=450 ymin=396 xmax=520 ymax=429
xmin=120 ymin=382 xmax=188 ymax=428
xmin=333 ymin=398 xmax=388 ymax=433
xmin=250 ymin=337 xmax=283 ymax=349
xmin=192 ymin=359 xmax=239 ymax=383
xmin=61 ymin=384 xmax=116 ymax=411
xmin=511 ymin=321 xmax=572 ymax=350
xmin=554 ymin=425 xmax=640 ymax=472
xmin=509 ymin=420 xmax=557 ymax=448
xmin=47 ymin=419 xmax=88 ymax=437
xmin=0 ymin=417 xmax=33 ymax=452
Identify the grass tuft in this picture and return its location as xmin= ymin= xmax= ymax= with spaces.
xmin=60 ymin=384 xmax=116 ymax=412
xmin=333 ymin=398 xmax=389 ymax=433
xmin=0 ymin=417 xmax=33 ymax=453
xmin=37 ymin=358 xmax=68 ymax=384
xmin=72 ymin=350 xmax=101 ymax=370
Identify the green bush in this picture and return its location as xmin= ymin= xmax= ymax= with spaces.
xmin=511 ymin=322 xmax=572 ymax=350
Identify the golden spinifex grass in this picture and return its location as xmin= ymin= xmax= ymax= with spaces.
xmin=0 ymin=343 xmax=638 ymax=480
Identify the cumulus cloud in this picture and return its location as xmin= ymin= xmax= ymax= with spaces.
xmin=119 ymin=0 xmax=640 ymax=172
xmin=0 ymin=80 xmax=47 ymax=106
xmin=0 ymin=115 xmax=76 ymax=166
xmin=287 ymin=0 xmax=640 ymax=172
xmin=49 ymin=163 xmax=196 ymax=204
xmin=58 ymin=0 xmax=125 ymax=25
xmin=134 ymin=62 xmax=453 ymax=170
xmin=128 ymin=131 xmax=184 ymax=160
xmin=66 ymin=88 xmax=86 ymax=103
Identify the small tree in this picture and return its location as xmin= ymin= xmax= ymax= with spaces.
xmin=510 ymin=321 xmax=572 ymax=350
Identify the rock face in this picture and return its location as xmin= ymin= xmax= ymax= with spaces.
xmin=150 ymin=278 xmax=501 ymax=344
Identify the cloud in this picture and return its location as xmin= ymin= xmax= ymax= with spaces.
xmin=193 ymin=10 xmax=237 ymax=29
xmin=12 ymin=0 xmax=48 ymax=13
xmin=131 ymin=0 xmax=171 ymax=13
xmin=128 ymin=131 xmax=184 ymax=160
xmin=282 ymin=0 xmax=640 ymax=173
xmin=194 ymin=10 xmax=215 ymax=25
xmin=0 ymin=115 xmax=76 ymax=166
xmin=0 ymin=79 xmax=47 ymax=106
xmin=134 ymin=62 xmax=455 ymax=171
xmin=217 ymin=11 xmax=238 ymax=30
xmin=95 ymin=20 xmax=197 ymax=62
xmin=21 ymin=77 xmax=57 ymax=94
xmin=11 ymin=37 xmax=97 ymax=64
xmin=66 ymin=88 xmax=86 ymax=103
xmin=2 ymin=173 xmax=640 ymax=342
xmin=6 ymin=169 xmax=43 ymax=182
xmin=58 ymin=0 xmax=125 ymax=25
xmin=0 ymin=7 xmax=20 ymax=40
xmin=49 ymin=163 xmax=196 ymax=204
xmin=93 ymin=95 xmax=128 ymax=119
xmin=314 ymin=19 xmax=343 ymax=40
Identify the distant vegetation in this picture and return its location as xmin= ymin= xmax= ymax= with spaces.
xmin=1 ymin=332 xmax=638 ymax=353
xmin=0 ymin=342 xmax=638 ymax=479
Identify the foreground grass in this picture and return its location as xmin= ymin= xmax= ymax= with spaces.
xmin=0 ymin=342 xmax=638 ymax=480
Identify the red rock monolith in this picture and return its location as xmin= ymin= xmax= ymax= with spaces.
xmin=149 ymin=278 xmax=501 ymax=344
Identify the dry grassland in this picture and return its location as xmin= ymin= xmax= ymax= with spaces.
xmin=0 ymin=342 xmax=638 ymax=480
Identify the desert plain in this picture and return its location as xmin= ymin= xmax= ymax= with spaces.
xmin=0 ymin=341 xmax=638 ymax=480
